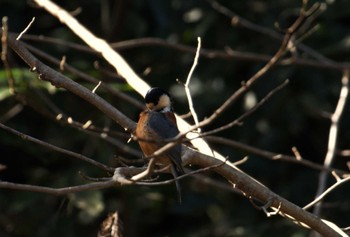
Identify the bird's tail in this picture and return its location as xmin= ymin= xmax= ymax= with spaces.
xmin=171 ymin=164 xmax=184 ymax=203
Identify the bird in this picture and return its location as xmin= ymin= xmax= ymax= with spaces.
xmin=136 ymin=87 xmax=185 ymax=202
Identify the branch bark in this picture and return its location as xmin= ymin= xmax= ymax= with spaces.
xmin=182 ymin=147 xmax=346 ymax=237
xmin=5 ymin=31 xmax=136 ymax=134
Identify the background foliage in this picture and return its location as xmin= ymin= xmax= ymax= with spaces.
xmin=1 ymin=0 xmax=350 ymax=236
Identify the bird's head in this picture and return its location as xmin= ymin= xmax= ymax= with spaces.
xmin=145 ymin=87 xmax=172 ymax=112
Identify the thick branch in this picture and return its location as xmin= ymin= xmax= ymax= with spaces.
xmin=182 ymin=147 xmax=344 ymax=237
xmin=5 ymin=31 xmax=136 ymax=134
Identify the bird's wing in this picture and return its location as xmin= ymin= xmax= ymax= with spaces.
xmin=148 ymin=112 xmax=184 ymax=174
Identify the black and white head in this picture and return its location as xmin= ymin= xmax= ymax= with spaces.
xmin=145 ymin=87 xmax=172 ymax=112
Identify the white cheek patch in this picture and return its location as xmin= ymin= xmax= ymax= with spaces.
xmin=158 ymin=95 xmax=170 ymax=109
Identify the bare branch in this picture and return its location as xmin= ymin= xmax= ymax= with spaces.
xmin=16 ymin=17 xmax=35 ymax=40
xmin=0 ymin=179 xmax=115 ymax=195
xmin=24 ymin=42 xmax=144 ymax=109
xmin=134 ymin=156 xmax=231 ymax=186
xmin=0 ymin=122 xmax=114 ymax=172
xmin=181 ymin=147 xmax=344 ymax=237
xmin=0 ymin=104 xmax=23 ymax=123
xmin=176 ymin=2 xmax=315 ymax=140
xmin=209 ymin=0 xmax=334 ymax=64
xmin=92 ymin=81 xmax=102 ymax=94
xmin=304 ymin=175 xmax=350 ymax=211
xmin=6 ymin=32 xmax=137 ymax=133
xmin=130 ymin=158 xmax=156 ymax=181
xmin=23 ymin=34 xmax=350 ymax=71
xmin=313 ymin=70 xmax=350 ymax=217
xmin=0 ymin=166 xmax=146 ymax=194
xmin=200 ymin=79 xmax=289 ymax=137
xmin=32 ymin=0 xmax=148 ymax=97
xmin=205 ymin=136 xmax=349 ymax=175
xmin=184 ymin=36 xmax=201 ymax=132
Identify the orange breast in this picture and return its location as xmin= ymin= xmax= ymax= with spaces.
xmin=136 ymin=111 xmax=172 ymax=166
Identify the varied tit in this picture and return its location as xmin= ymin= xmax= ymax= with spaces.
xmin=136 ymin=87 xmax=185 ymax=202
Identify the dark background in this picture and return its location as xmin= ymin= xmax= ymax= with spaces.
xmin=1 ymin=0 xmax=350 ymax=236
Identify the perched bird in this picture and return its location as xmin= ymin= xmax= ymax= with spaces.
xmin=136 ymin=87 xmax=185 ymax=202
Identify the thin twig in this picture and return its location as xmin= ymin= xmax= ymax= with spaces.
xmin=175 ymin=3 xmax=313 ymax=140
xmin=184 ymin=36 xmax=201 ymax=132
xmin=135 ymin=157 xmax=230 ymax=186
xmin=23 ymin=34 xmax=350 ymax=71
xmin=200 ymin=79 xmax=289 ymax=137
xmin=0 ymin=104 xmax=23 ymax=123
xmin=16 ymin=17 xmax=36 ymax=40
xmin=24 ymin=42 xmax=144 ymax=109
xmin=209 ymin=0 xmax=334 ymax=64
xmin=303 ymin=175 xmax=350 ymax=210
xmin=0 ymin=122 xmax=114 ymax=172
xmin=131 ymin=158 xmax=156 ymax=181
xmin=313 ymin=70 xmax=349 ymax=217
xmin=0 ymin=179 xmax=115 ymax=195
xmin=92 ymin=81 xmax=102 ymax=94
xmin=6 ymin=31 xmax=137 ymax=133
xmin=205 ymin=136 xmax=348 ymax=175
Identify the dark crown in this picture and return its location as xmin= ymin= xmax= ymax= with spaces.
xmin=145 ymin=87 xmax=171 ymax=105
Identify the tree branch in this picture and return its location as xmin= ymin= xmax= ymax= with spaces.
xmin=209 ymin=0 xmax=334 ymax=64
xmin=205 ymin=136 xmax=349 ymax=175
xmin=0 ymin=122 xmax=114 ymax=172
xmin=23 ymin=34 xmax=350 ymax=71
xmin=5 ymin=31 xmax=136 ymax=134
xmin=313 ymin=70 xmax=350 ymax=217
xmin=183 ymin=36 xmax=201 ymax=132
xmin=181 ymin=147 xmax=345 ymax=237
xmin=304 ymin=175 xmax=350 ymax=211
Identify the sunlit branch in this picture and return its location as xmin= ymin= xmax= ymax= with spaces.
xmin=24 ymin=42 xmax=144 ymax=109
xmin=205 ymin=136 xmax=349 ymax=175
xmin=313 ymin=70 xmax=350 ymax=217
xmin=304 ymin=175 xmax=350 ymax=210
xmin=16 ymin=17 xmax=35 ymax=40
xmin=174 ymin=4 xmax=313 ymax=141
xmin=183 ymin=36 xmax=201 ymax=132
xmin=6 ymin=32 xmax=137 ymax=133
